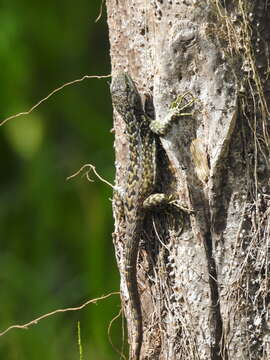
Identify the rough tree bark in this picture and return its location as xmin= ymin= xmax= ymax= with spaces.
xmin=106 ymin=1 xmax=270 ymax=359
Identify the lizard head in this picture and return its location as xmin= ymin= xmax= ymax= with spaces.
xmin=110 ymin=72 xmax=143 ymax=121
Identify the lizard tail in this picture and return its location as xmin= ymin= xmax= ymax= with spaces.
xmin=125 ymin=235 xmax=143 ymax=360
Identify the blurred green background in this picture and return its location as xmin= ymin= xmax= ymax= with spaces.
xmin=0 ymin=1 xmax=122 ymax=359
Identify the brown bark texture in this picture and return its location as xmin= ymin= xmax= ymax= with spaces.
xmin=106 ymin=1 xmax=270 ymax=359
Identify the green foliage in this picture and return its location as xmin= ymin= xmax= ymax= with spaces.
xmin=77 ymin=322 xmax=83 ymax=360
xmin=0 ymin=1 xmax=121 ymax=359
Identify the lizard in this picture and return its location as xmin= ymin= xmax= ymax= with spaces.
xmin=110 ymin=72 xmax=192 ymax=359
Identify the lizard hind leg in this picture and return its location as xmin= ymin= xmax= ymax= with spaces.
xmin=143 ymin=192 xmax=194 ymax=237
xmin=143 ymin=193 xmax=175 ymax=210
xmin=143 ymin=193 xmax=193 ymax=213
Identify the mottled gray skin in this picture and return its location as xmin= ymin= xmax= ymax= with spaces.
xmin=111 ymin=73 xmax=191 ymax=359
xmin=111 ymin=73 xmax=156 ymax=360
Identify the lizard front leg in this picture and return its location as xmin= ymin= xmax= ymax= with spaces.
xmin=150 ymin=92 xmax=195 ymax=136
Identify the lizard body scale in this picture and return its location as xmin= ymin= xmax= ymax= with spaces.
xmin=110 ymin=73 xmax=191 ymax=359
xmin=110 ymin=73 xmax=156 ymax=360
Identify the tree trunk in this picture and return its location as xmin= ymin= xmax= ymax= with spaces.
xmin=106 ymin=1 xmax=270 ymax=359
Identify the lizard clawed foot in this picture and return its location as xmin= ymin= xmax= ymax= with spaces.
xmin=150 ymin=92 xmax=196 ymax=136
xmin=168 ymin=199 xmax=194 ymax=215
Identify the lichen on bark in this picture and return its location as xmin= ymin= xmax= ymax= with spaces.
xmin=106 ymin=1 xmax=270 ymax=359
